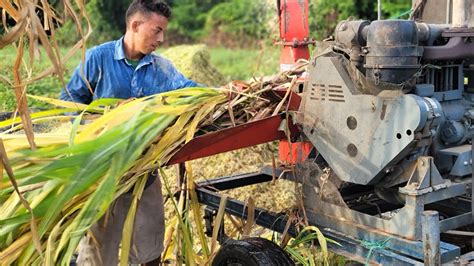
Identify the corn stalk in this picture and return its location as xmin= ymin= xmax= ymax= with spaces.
xmin=0 ymin=0 xmax=92 ymax=149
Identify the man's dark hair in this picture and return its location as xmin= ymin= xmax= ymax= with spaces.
xmin=125 ymin=0 xmax=171 ymax=27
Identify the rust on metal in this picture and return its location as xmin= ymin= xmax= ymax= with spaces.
xmin=380 ymin=101 xmax=387 ymax=120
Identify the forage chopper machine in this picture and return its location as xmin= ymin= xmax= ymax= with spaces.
xmin=168 ymin=0 xmax=474 ymax=264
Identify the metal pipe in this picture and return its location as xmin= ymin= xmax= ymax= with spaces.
xmin=423 ymin=36 xmax=474 ymax=60
xmin=445 ymin=230 xmax=474 ymax=237
xmin=378 ymin=0 xmax=382 ymax=20
xmin=422 ymin=211 xmax=441 ymax=265
xmin=446 ymin=0 xmax=452 ymax=24
xmin=416 ymin=23 xmax=450 ymax=45
xmin=452 ymin=0 xmax=469 ymax=27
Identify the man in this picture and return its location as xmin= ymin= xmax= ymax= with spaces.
xmin=61 ymin=1 xmax=197 ymax=265
xmin=60 ymin=0 xmax=197 ymax=103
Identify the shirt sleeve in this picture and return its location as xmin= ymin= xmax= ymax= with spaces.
xmin=160 ymin=58 xmax=199 ymax=91
xmin=60 ymin=49 xmax=100 ymax=104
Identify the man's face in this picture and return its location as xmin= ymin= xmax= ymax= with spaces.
xmin=131 ymin=13 xmax=168 ymax=55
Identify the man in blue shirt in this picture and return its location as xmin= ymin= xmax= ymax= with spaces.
xmin=60 ymin=1 xmax=197 ymax=104
xmin=70 ymin=1 xmax=197 ymax=265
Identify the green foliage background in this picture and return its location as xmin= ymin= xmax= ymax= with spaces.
xmin=166 ymin=0 xmax=223 ymax=42
xmin=309 ymin=0 xmax=412 ymax=39
xmin=204 ymin=0 xmax=272 ymax=47
xmin=53 ymin=0 xmax=412 ymax=46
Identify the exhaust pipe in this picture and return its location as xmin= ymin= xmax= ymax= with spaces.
xmin=452 ymin=0 xmax=470 ymax=27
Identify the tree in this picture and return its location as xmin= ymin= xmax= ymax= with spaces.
xmin=166 ymin=0 xmax=228 ymax=43
xmin=309 ymin=0 xmax=411 ymax=39
xmin=204 ymin=0 xmax=272 ymax=47
xmin=55 ymin=0 xmax=128 ymax=45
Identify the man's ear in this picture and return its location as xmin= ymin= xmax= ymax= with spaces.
xmin=131 ymin=20 xmax=141 ymax=33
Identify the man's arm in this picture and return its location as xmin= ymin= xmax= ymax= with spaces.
xmin=155 ymin=56 xmax=200 ymax=91
xmin=60 ymin=49 xmax=100 ymax=104
xmin=169 ymin=68 xmax=199 ymax=90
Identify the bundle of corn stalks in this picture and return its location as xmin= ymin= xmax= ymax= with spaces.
xmin=0 ymin=88 xmax=227 ymax=265
xmin=203 ymin=59 xmax=307 ymax=131
xmin=0 ymin=58 xmax=309 ymax=265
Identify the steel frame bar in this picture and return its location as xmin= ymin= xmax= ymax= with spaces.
xmin=303 ymin=198 xmax=461 ymax=263
xmin=194 ymin=172 xmax=463 ymax=265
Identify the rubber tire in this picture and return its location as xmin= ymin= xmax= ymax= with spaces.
xmin=212 ymin=237 xmax=295 ymax=266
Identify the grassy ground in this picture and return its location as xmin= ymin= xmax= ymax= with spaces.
xmin=209 ymin=45 xmax=280 ymax=81
xmin=0 ymin=46 xmax=83 ymax=112
xmin=0 ymin=44 xmax=280 ymax=112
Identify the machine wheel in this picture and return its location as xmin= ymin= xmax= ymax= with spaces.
xmin=212 ymin=237 xmax=295 ymax=266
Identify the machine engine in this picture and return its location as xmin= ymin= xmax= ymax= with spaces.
xmin=299 ymin=19 xmax=474 ymax=189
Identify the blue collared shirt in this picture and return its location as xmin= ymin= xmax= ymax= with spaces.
xmin=60 ymin=37 xmax=198 ymax=104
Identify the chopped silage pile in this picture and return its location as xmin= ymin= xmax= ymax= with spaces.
xmin=161 ymin=44 xmax=226 ymax=86
xmin=163 ymin=142 xmax=298 ymax=211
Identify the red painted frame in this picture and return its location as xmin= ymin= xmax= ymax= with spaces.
xmin=167 ymin=114 xmax=300 ymax=165
xmin=278 ymin=0 xmax=311 ymax=68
